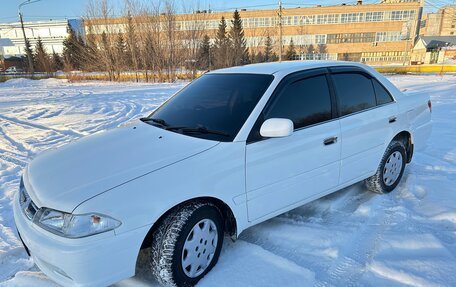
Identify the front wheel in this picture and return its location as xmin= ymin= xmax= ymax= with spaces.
xmin=150 ymin=201 xmax=224 ymax=287
xmin=365 ymin=140 xmax=407 ymax=194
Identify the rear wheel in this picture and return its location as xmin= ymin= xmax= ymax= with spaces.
xmin=150 ymin=201 xmax=224 ymax=287
xmin=365 ymin=140 xmax=407 ymax=194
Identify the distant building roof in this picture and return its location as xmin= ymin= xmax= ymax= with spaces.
xmin=421 ymin=36 xmax=456 ymax=49
xmin=0 ymin=19 xmax=72 ymax=27
xmin=0 ymin=38 xmax=14 ymax=47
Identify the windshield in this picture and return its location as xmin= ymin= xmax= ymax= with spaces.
xmin=144 ymin=73 xmax=274 ymax=142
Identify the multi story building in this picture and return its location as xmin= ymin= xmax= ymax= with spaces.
xmin=0 ymin=19 xmax=83 ymax=58
xmin=86 ymin=0 xmax=423 ymax=66
xmin=422 ymin=6 xmax=456 ymax=36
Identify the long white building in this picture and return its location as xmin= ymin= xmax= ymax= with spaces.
xmin=0 ymin=19 xmax=83 ymax=58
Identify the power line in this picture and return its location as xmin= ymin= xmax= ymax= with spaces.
xmin=209 ymin=3 xmax=277 ymax=12
xmin=425 ymin=0 xmax=443 ymax=9
xmin=1 ymin=1 xmax=445 ymax=23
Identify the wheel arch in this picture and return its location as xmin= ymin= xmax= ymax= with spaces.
xmin=140 ymin=196 xmax=238 ymax=250
xmin=391 ymin=130 xmax=413 ymax=163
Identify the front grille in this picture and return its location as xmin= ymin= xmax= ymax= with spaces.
xmin=19 ymin=179 xmax=38 ymax=221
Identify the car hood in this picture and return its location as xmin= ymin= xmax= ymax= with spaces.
xmin=25 ymin=122 xmax=219 ymax=212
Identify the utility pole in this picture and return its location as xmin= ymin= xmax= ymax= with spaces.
xmin=208 ymin=3 xmax=212 ymax=71
xmin=18 ymin=0 xmax=41 ymax=74
xmin=19 ymin=9 xmax=34 ymax=74
xmin=278 ymin=0 xmax=283 ymax=61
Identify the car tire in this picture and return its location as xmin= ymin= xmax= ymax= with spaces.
xmin=150 ymin=201 xmax=224 ymax=287
xmin=365 ymin=140 xmax=407 ymax=194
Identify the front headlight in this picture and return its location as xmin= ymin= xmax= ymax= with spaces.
xmin=35 ymin=208 xmax=121 ymax=238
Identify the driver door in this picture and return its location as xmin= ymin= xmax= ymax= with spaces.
xmin=245 ymin=69 xmax=341 ymax=222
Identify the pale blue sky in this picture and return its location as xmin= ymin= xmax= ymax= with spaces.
xmin=0 ymin=0 xmax=442 ymax=23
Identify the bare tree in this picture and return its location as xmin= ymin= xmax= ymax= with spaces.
xmin=317 ymin=43 xmax=327 ymax=54
xmin=123 ymin=0 xmax=142 ymax=81
xmin=247 ymin=27 xmax=275 ymax=63
xmin=81 ymin=0 xmax=267 ymax=82
xmin=135 ymin=7 xmax=156 ymax=82
xmin=161 ymin=1 xmax=179 ymax=81
xmin=84 ymin=0 xmax=116 ymax=80
xmin=180 ymin=6 xmax=208 ymax=79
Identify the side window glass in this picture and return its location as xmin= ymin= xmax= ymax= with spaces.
xmin=265 ymin=75 xmax=332 ymax=129
xmin=373 ymin=79 xmax=393 ymax=105
xmin=332 ymin=72 xmax=376 ymax=116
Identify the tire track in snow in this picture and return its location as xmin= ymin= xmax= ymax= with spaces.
xmin=240 ymin=188 xmax=401 ymax=287
xmin=0 ymin=126 xmax=31 ymax=158
xmin=0 ymin=149 xmax=28 ymax=167
xmin=393 ymin=172 xmax=456 ymax=270
xmin=315 ymin=195 xmax=401 ymax=287
xmin=0 ymin=114 xmax=83 ymax=138
xmin=0 ymin=79 xmax=184 ymax=287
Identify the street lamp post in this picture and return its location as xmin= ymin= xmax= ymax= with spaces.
xmin=18 ymin=0 xmax=41 ymax=74
xmin=278 ymin=0 xmax=283 ymax=61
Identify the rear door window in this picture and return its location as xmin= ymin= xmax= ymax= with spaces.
xmin=332 ymin=72 xmax=376 ymax=116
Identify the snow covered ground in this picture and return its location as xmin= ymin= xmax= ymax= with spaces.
xmin=0 ymin=75 xmax=455 ymax=287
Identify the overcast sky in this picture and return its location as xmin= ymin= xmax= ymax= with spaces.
xmin=0 ymin=0 xmax=441 ymax=23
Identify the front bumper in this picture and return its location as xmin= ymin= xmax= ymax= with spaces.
xmin=13 ymin=192 xmax=150 ymax=287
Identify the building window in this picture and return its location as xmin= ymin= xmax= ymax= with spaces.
xmin=327 ymin=32 xmax=376 ymax=44
xmin=366 ymin=11 xmax=384 ymax=22
xmin=390 ymin=11 xmax=403 ymax=21
xmin=315 ymin=34 xmax=327 ymax=44
xmin=361 ymin=51 xmax=408 ymax=63
xmin=282 ymin=34 xmax=327 ymax=45
xmin=89 ymin=8 xmax=418 ymax=34
xmin=375 ymin=31 xmax=401 ymax=42
xmin=292 ymin=53 xmax=337 ymax=61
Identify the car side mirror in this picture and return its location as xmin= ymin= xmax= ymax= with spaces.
xmin=260 ymin=118 xmax=294 ymax=138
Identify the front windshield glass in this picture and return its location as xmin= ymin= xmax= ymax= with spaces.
xmin=145 ymin=73 xmax=274 ymax=142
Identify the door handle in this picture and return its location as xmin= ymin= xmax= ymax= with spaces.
xmin=389 ymin=116 xmax=397 ymax=123
xmin=323 ymin=136 xmax=338 ymax=145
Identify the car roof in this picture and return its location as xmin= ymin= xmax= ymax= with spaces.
xmin=208 ymin=60 xmax=368 ymax=75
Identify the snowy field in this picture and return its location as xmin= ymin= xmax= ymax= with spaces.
xmin=0 ymin=75 xmax=455 ymax=287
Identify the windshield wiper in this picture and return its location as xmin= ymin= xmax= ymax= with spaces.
xmin=141 ymin=119 xmax=230 ymax=138
xmin=140 ymin=117 xmax=169 ymax=128
xmin=166 ymin=126 xmax=230 ymax=137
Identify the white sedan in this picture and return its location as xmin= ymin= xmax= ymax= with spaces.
xmin=14 ymin=61 xmax=432 ymax=287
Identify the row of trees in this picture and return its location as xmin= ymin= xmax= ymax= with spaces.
xmin=195 ymin=12 xmax=281 ymax=71
xmin=284 ymin=39 xmax=328 ymax=61
xmin=64 ymin=0 xmax=282 ymax=81
xmin=23 ymin=38 xmax=63 ymax=73
xmin=22 ymin=0 xmax=328 ymax=81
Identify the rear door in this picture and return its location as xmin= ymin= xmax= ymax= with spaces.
xmin=329 ymin=67 xmax=398 ymax=185
xmin=245 ymin=69 xmax=341 ymax=222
